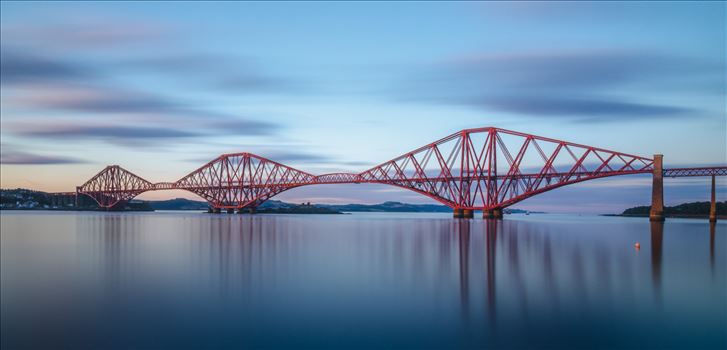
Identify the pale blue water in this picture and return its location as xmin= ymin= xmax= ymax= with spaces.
xmin=1 ymin=211 xmax=725 ymax=349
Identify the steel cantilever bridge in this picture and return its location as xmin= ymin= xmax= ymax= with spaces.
xmin=76 ymin=127 xmax=726 ymax=218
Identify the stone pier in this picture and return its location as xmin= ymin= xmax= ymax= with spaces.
xmin=649 ymin=154 xmax=665 ymax=222
xmin=492 ymin=209 xmax=503 ymax=219
xmin=482 ymin=208 xmax=503 ymax=219
xmin=462 ymin=209 xmax=474 ymax=218
xmin=453 ymin=208 xmax=464 ymax=218
xmin=710 ymin=175 xmax=717 ymax=223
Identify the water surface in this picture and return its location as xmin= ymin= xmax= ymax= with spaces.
xmin=1 ymin=211 xmax=725 ymax=349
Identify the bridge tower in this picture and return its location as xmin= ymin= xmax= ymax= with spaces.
xmin=650 ymin=154 xmax=665 ymax=222
xmin=710 ymin=175 xmax=717 ymax=222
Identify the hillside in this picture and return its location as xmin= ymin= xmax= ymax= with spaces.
xmin=622 ymin=201 xmax=726 ymax=217
xmin=2 ymin=189 xmax=536 ymax=214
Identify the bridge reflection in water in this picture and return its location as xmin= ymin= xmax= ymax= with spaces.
xmin=4 ymin=213 xmax=704 ymax=348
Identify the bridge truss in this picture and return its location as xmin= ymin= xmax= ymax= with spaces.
xmin=74 ymin=127 xmax=725 ymax=210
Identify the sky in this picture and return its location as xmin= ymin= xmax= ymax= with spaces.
xmin=1 ymin=1 xmax=725 ymax=213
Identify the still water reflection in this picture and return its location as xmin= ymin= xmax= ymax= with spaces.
xmin=1 ymin=212 xmax=725 ymax=349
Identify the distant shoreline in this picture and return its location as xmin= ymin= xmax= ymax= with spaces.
xmin=603 ymin=213 xmax=726 ymax=219
xmin=2 ymin=189 xmax=539 ymax=214
xmin=610 ymin=201 xmax=725 ymax=219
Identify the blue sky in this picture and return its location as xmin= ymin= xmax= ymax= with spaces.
xmin=1 ymin=2 xmax=725 ymax=212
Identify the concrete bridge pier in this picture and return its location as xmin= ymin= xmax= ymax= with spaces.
xmin=482 ymin=209 xmax=503 ymax=219
xmin=226 ymin=208 xmax=234 ymax=214
xmin=453 ymin=208 xmax=464 ymax=218
xmin=492 ymin=209 xmax=503 ymax=219
xmin=213 ymin=208 xmax=221 ymax=214
xmin=710 ymin=175 xmax=717 ymax=223
xmin=649 ymin=154 xmax=665 ymax=222
xmin=462 ymin=209 xmax=474 ymax=218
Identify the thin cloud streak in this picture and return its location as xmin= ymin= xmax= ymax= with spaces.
xmin=112 ymin=53 xmax=306 ymax=93
xmin=1 ymin=18 xmax=171 ymax=50
xmin=0 ymin=49 xmax=92 ymax=84
xmin=1 ymin=148 xmax=86 ymax=165
xmin=396 ymin=49 xmax=723 ymax=122
xmin=4 ymin=82 xmax=280 ymax=135
xmin=9 ymin=122 xmax=277 ymax=141
xmin=476 ymin=96 xmax=691 ymax=120
xmin=445 ymin=50 xmax=721 ymax=90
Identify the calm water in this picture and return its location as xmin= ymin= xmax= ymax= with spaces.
xmin=1 ymin=211 xmax=725 ymax=349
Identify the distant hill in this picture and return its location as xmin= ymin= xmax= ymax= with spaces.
xmin=145 ymin=199 xmax=538 ymax=214
xmin=268 ymin=201 xmax=537 ymax=214
xmin=257 ymin=203 xmax=341 ymax=214
xmin=320 ymin=201 xmax=452 ymax=212
xmin=146 ymin=198 xmax=209 ymax=210
xmin=622 ymin=201 xmax=726 ymax=217
xmin=1 ymin=188 xmax=537 ymax=214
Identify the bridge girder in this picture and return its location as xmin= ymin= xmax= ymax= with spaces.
xmin=75 ymin=127 xmax=725 ymax=210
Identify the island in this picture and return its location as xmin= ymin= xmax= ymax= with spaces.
xmin=617 ymin=201 xmax=726 ymax=219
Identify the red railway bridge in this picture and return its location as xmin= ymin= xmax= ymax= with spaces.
xmin=72 ymin=127 xmax=725 ymax=221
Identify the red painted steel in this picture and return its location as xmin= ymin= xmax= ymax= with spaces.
xmin=75 ymin=127 xmax=726 ymax=209
xmin=663 ymin=167 xmax=727 ymax=177
xmin=76 ymin=165 xmax=154 ymax=208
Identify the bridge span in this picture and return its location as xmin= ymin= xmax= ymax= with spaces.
xmin=69 ymin=127 xmax=725 ymax=221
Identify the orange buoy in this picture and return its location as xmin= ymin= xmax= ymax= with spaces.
xmin=634 ymin=242 xmax=641 ymax=249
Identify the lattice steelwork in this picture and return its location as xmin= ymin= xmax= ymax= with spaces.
xmin=358 ymin=128 xmax=655 ymax=210
xmin=663 ymin=167 xmax=727 ymax=177
xmin=174 ymin=153 xmax=316 ymax=209
xmin=77 ymin=165 xmax=154 ymax=208
xmin=314 ymin=173 xmax=361 ymax=183
xmin=75 ymin=127 xmax=726 ymax=210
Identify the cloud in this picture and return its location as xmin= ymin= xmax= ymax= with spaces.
xmin=16 ymin=125 xmax=199 ymax=139
xmin=184 ymin=150 xmax=353 ymax=169
xmin=444 ymin=50 xmax=719 ymax=90
xmin=0 ymin=49 xmax=92 ymax=84
xmin=9 ymin=120 xmax=278 ymax=141
xmin=2 ymin=24 xmax=305 ymax=94
xmin=206 ymin=119 xmax=279 ymax=135
xmin=339 ymin=160 xmax=375 ymax=167
xmin=0 ymin=146 xmax=86 ymax=165
xmin=1 ymin=18 xmax=170 ymax=50
xmin=192 ymin=150 xmax=334 ymax=164
xmin=1 ymin=50 xmax=305 ymax=132
xmin=115 ymin=53 xmax=305 ymax=93
xmin=215 ymin=71 xmax=307 ymax=93
xmin=2 ymin=79 xmax=281 ymax=150
xmin=474 ymin=95 xmax=690 ymax=121
xmin=4 ymin=83 xmax=279 ymax=132
xmin=7 ymin=83 xmax=180 ymax=114
xmin=4 ymin=118 xmax=278 ymax=151
xmin=253 ymin=151 xmax=379 ymax=167
xmin=396 ymin=49 xmax=723 ymax=122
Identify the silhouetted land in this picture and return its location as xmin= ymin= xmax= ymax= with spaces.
xmin=1 ymin=188 xmax=538 ymax=214
xmin=257 ymin=203 xmax=342 ymax=214
xmin=617 ymin=201 xmax=726 ymax=218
